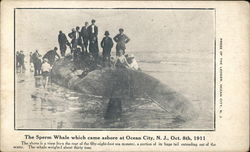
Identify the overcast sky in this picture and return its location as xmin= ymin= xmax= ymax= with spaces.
xmin=16 ymin=9 xmax=214 ymax=55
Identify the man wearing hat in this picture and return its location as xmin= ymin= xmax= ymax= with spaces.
xmin=80 ymin=21 xmax=89 ymax=52
xmin=113 ymin=28 xmax=130 ymax=55
xmin=87 ymin=19 xmax=98 ymax=40
xmin=101 ymin=31 xmax=114 ymax=65
xmin=43 ymin=47 xmax=60 ymax=65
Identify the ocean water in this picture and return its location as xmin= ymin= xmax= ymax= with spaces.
xmin=15 ymin=51 xmax=214 ymax=130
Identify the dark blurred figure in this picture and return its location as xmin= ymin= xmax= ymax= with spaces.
xmin=32 ymin=50 xmax=42 ymax=76
xmin=80 ymin=22 xmax=89 ymax=52
xmin=68 ymin=28 xmax=77 ymax=53
xmin=89 ymin=36 xmax=99 ymax=62
xmin=19 ymin=50 xmax=26 ymax=73
xmin=101 ymin=31 xmax=113 ymax=66
xmin=58 ymin=30 xmax=70 ymax=57
xmin=43 ymin=47 xmax=60 ymax=65
xmin=73 ymin=47 xmax=82 ymax=68
xmin=16 ymin=51 xmax=20 ymax=73
xmin=29 ymin=52 xmax=33 ymax=65
xmin=113 ymin=28 xmax=130 ymax=55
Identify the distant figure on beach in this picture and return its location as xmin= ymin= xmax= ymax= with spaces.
xmin=113 ymin=28 xmax=130 ymax=55
xmin=43 ymin=47 xmax=60 ymax=65
xmin=58 ymin=30 xmax=70 ymax=57
xmin=18 ymin=50 xmax=26 ymax=73
xmin=41 ymin=58 xmax=52 ymax=88
xmin=16 ymin=51 xmax=20 ymax=73
xmin=89 ymin=36 xmax=99 ymax=61
xmin=114 ymin=49 xmax=130 ymax=68
xmin=32 ymin=50 xmax=42 ymax=76
xmin=87 ymin=19 xmax=98 ymax=40
xmin=81 ymin=22 xmax=89 ymax=52
xmin=101 ymin=31 xmax=113 ymax=66
xmin=29 ymin=52 xmax=33 ymax=65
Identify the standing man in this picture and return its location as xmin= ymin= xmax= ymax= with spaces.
xmin=80 ymin=22 xmax=89 ymax=52
xmin=87 ymin=19 xmax=98 ymax=40
xmin=32 ymin=50 xmax=42 ymax=76
xmin=43 ymin=47 xmax=60 ymax=65
xmin=58 ymin=30 xmax=70 ymax=57
xmin=88 ymin=19 xmax=99 ymax=61
xmin=101 ymin=31 xmax=113 ymax=65
xmin=113 ymin=28 xmax=130 ymax=55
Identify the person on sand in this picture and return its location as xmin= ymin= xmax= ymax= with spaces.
xmin=32 ymin=50 xmax=42 ymax=76
xmin=114 ymin=49 xmax=130 ymax=69
xmin=41 ymin=58 xmax=52 ymax=88
xmin=19 ymin=50 xmax=26 ymax=73
xmin=16 ymin=51 xmax=20 ymax=73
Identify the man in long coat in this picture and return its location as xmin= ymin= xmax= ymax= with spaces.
xmin=113 ymin=28 xmax=130 ymax=55
xmin=58 ymin=30 xmax=69 ymax=57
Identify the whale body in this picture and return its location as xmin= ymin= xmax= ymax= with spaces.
xmin=51 ymin=57 xmax=197 ymax=121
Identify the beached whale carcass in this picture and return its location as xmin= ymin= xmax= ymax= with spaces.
xmin=51 ymin=57 xmax=197 ymax=121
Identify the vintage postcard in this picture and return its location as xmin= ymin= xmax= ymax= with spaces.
xmin=1 ymin=1 xmax=249 ymax=151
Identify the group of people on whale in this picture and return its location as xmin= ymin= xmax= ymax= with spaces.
xmin=21 ymin=19 xmax=139 ymax=88
xmin=57 ymin=19 xmax=139 ymax=70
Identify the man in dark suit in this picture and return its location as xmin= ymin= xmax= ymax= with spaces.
xmin=32 ymin=50 xmax=42 ymax=76
xmin=87 ymin=19 xmax=98 ymax=40
xmin=80 ymin=22 xmax=89 ymax=52
xmin=113 ymin=28 xmax=130 ymax=55
xmin=101 ymin=31 xmax=113 ymax=65
xmin=58 ymin=30 xmax=70 ymax=57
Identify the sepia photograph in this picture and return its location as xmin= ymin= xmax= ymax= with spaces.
xmin=15 ymin=8 xmax=215 ymax=130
